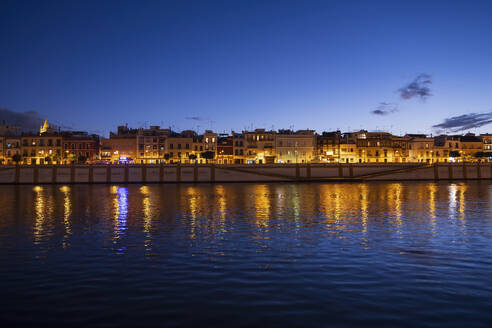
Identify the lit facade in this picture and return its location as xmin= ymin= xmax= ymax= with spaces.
xmin=244 ymin=129 xmax=276 ymax=164
xmin=275 ymin=129 xmax=315 ymax=163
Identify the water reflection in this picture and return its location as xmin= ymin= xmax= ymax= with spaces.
xmin=33 ymin=186 xmax=45 ymax=244
xmin=15 ymin=182 xmax=492 ymax=250
xmin=140 ymin=186 xmax=153 ymax=252
xmin=4 ymin=182 xmax=492 ymax=327
xmin=111 ymin=186 xmax=128 ymax=252
xmin=449 ymin=183 xmax=467 ymax=223
xmin=60 ymin=185 xmax=72 ymax=247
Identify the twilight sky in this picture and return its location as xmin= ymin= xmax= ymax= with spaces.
xmin=1 ymin=0 xmax=492 ymax=136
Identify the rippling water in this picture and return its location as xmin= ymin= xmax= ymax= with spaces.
xmin=1 ymin=182 xmax=492 ymax=327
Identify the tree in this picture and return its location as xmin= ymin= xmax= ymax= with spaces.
xmin=44 ymin=156 xmax=52 ymax=164
xmin=449 ymin=151 xmax=461 ymax=158
xmin=12 ymin=154 xmax=22 ymax=164
xmin=188 ymin=154 xmax=197 ymax=163
xmin=200 ymin=151 xmax=215 ymax=164
xmin=68 ymin=153 xmax=77 ymax=163
xmin=163 ymin=153 xmax=170 ymax=163
xmin=53 ymin=154 xmax=61 ymax=164
xmin=78 ymin=155 xmax=87 ymax=163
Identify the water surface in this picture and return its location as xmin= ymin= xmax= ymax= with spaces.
xmin=1 ymin=182 xmax=492 ymax=327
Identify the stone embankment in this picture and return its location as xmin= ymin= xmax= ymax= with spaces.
xmin=1 ymin=163 xmax=491 ymax=184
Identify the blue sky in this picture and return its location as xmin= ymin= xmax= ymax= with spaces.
xmin=1 ymin=0 xmax=492 ymax=136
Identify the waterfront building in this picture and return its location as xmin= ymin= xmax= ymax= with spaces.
xmin=480 ymin=134 xmax=492 ymax=161
xmin=481 ymin=134 xmax=492 ymax=151
xmin=18 ymin=120 xmax=62 ymax=164
xmin=316 ymin=131 xmax=341 ymax=163
xmin=165 ymin=130 xmax=196 ymax=164
xmin=275 ymin=129 xmax=315 ymax=163
xmin=356 ymin=131 xmax=408 ymax=163
xmin=136 ymin=126 xmax=171 ymax=164
xmin=104 ymin=125 xmax=139 ymax=163
xmin=202 ymin=130 xmax=218 ymax=161
xmin=407 ymin=134 xmax=437 ymax=163
xmin=61 ymin=131 xmax=100 ymax=163
xmin=434 ymin=135 xmax=461 ymax=162
xmin=0 ymin=123 xmax=22 ymax=164
xmin=21 ymin=133 xmax=62 ymax=165
xmin=217 ymin=135 xmax=234 ymax=164
xmin=244 ymin=129 xmax=276 ymax=164
xmin=3 ymin=137 xmax=22 ymax=164
xmin=232 ymin=131 xmax=246 ymax=164
xmin=460 ymin=134 xmax=483 ymax=161
xmin=339 ymin=132 xmax=360 ymax=163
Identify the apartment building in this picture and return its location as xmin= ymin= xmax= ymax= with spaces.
xmin=244 ymin=129 xmax=276 ymax=164
xmin=61 ymin=131 xmax=100 ymax=163
xmin=275 ymin=129 xmax=316 ymax=163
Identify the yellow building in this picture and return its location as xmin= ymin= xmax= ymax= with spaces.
xmin=459 ymin=134 xmax=483 ymax=161
xmin=275 ymin=129 xmax=315 ymax=163
xmin=356 ymin=131 xmax=409 ymax=163
xmin=21 ymin=134 xmax=62 ymax=164
xmin=103 ymin=125 xmax=138 ymax=163
xmin=244 ymin=129 xmax=276 ymax=164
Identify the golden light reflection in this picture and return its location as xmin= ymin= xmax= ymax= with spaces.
xmin=60 ymin=185 xmax=72 ymax=247
xmin=33 ymin=186 xmax=45 ymax=243
xmin=390 ymin=183 xmax=403 ymax=232
xmin=254 ymin=185 xmax=270 ymax=228
xmin=319 ymin=185 xmax=346 ymax=232
xmin=448 ymin=184 xmax=467 ymax=223
xmin=428 ymin=184 xmax=437 ymax=234
xmin=186 ymin=186 xmax=199 ymax=239
xmin=359 ymin=184 xmax=369 ymax=235
xmin=215 ymin=185 xmax=227 ymax=232
xmin=140 ymin=186 xmax=153 ymax=251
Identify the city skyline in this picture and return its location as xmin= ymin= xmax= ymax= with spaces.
xmin=1 ymin=0 xmax=492 ymax=136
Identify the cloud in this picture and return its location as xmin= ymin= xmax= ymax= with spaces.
xmin=371 ymin=102 xmax=398 ymax=115
xmin=398 ymin=74 xmax=432 ymax=101
xmin=0 ymin=107 xmax=45 ymax=132
xmin=432 ymin=112 xmax=492 ymax=132
xmin=185 ymin=116 xmax=205 ymax=121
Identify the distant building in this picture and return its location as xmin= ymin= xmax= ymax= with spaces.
xmin=104 ymin=125 xmax=139 ymax=163
xmin=217 ymin=135 xmax=234 ymax=164
xmin=232 ymin=132 xmax=246 ymax=164
xmin=275 ymin=129 xmax=315 ymax=163
xmin=61 ymin=131 xmax=100 ymax=163
xmin=244 ymin=129 xmax=276 ymax=164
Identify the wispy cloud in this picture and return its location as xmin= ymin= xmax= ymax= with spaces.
xmin=0 ymin=107 xmax=44 ymax=132
xmin=432 ymin=112 xmax=492 ymax=132
xmin=398 ymin=74 xmax=432 ymax=101
xmin=185 ymin=116 xmax=206 ymax=121
xmin=371 ymin=102 xmax=398 ymax=116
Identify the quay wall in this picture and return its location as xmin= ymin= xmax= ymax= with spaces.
xmin=1 ymin=163 xmax=492 ymax=184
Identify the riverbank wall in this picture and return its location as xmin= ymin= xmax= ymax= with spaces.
xmin=1 ymin=163 xmax=492 ymax=184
